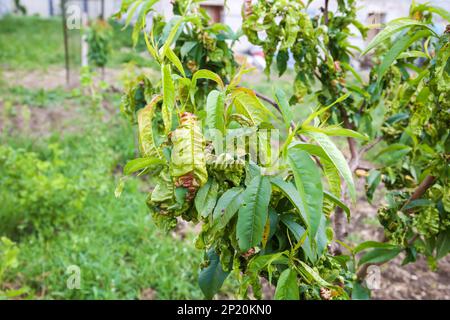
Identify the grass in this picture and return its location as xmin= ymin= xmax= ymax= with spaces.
xmin=0 ymin=15 xmax=156 ymax=71
xmin=0 ymin=79 xmax=207 ymax=299
xmin=16 ymin=178 xmax=203 ymax=299
xmin=0 ymin=15 xmax=80 ymax=70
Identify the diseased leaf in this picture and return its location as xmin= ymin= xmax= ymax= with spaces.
xmin=236 ymin=175 xmax=272 ymax=251
xmin=137 ymin=95 xmax=163 ymax=158
xmin=261 ymin=216 xmax=271 ymax=249
xmin=274 ymin=268 xmax=299 ymax=300
xmin=162 ymin=64 xmax=175 ymax=133
xmin=170 ymin=113 xmax=208 ymax=186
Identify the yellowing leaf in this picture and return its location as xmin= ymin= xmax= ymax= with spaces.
xmin=137 ymin=95 xmax=163 ymax=158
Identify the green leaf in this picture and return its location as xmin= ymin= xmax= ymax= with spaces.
xmin=304 ymin=133 xmax=356 ymax=202
xmin=302 ymin=93 xmax=350 ymax=127
xmin=123 ymin=157 xmax=165 ymax=176
xmin=358 ymin=247 xmax=402 ymax=266
xmin=341 ymin=62 xmax=364 ymax=84
xmin=428 ymin=6 xmax=450 ymax=21
xmin=206 ymin=90 xmax=225 ymax=134
xmin=131 ymin=0 xmax=158 ymax=46
xmin=323 ymin=191 xmax=350 ymax=220
xmin=137 ymin=95 xmax=163 ymax=158
xmin=247 ymin=252 xmax=289 ymax=274
xmin=198 ymin=249 xmax=229 ymax=299
xmin=276 ymin=50 xmax=289 ymax=76
xmin=397 ymin=50 xmax=428 ymax=60
xmin=287 ymin=148 xmax=324 ymax=239
xmin=302 ymin=126 xmax=368 ymax=140
xmin=212 ymin=187 xmax=244 ymax=232
xmin=274 ymin=88 xmax=293 ymax=129
xmin=124 ymin=0 xmax=143 ymax=29
xmin=352 ymin=281 xmax=370 ymax=300
xmin=195 ymin=178 xmax=219 ymax=218
xmin=374 ymin=143 xmax=412 ymax=165
xmin=191 ymin=69 xmax=224 ymax=90
xmin=436 ymin=232 xmax=450 ymax=260
xmin=362 ymin=18 xmax=436 ymax=55
xmin=289 ymin=143 xmax=341 ymax=215
xmin=354 ymin=241 xmax=399 ymax=254
xmin=236 ymin=175 xmax=272 ymax=251
xmin=233 ymin=90 xmax=276 ymax=126
xmin=271 ymin=178 xmax=310 ymax=232
xmin=280 ymin=214 xmax=315 ymax=262
xmin=366 ymin=169 xmax=381 ymax=204
xmin=274 ymin=268 xmax=299 ymax=300
xmin=377 ymin=30 xmax=431 ymax=81
xmin=297 ymin=260 xmax=332 ymax=288
xmin=160 ymin=17 xmax=184 ymax=59
xmin=162 ymin=64 xmax=175 ymax=134
xmin=165 ymin=46 xmax=186 ymax=77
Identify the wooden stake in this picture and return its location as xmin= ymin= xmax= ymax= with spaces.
xmin=61 ymin=0 xmax=70 ymax=85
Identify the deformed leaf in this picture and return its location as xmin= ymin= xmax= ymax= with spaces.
xmin=137 ymin=95 xmax=163 ymax=158
xmin=162 ymin=64 xmax=175 ymax=133
xmin=170 ymin=113 xmax=208 ymax=186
